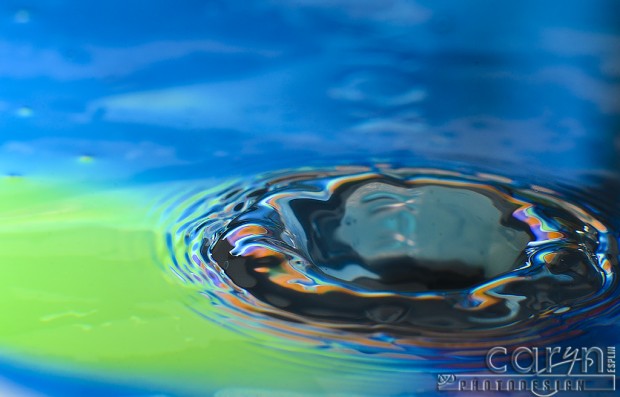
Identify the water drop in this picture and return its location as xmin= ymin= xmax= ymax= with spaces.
xmin=158 ymin=166 xmax=619 ymax=357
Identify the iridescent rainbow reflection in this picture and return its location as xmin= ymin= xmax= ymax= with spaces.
xmin=155 ymin=166 xmax=619 ymax=366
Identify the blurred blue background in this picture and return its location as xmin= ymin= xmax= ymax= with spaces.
xmin=1 ymin=0 xmax=619 ymax=188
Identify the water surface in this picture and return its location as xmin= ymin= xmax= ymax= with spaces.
xmin=1 ymin=1 xmax=620 ymax=396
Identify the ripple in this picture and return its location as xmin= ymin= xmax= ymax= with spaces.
xmin=155 ymin=165 xmax=619 ymax=362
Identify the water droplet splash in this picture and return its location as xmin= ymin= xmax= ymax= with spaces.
xmin=157 ymin=166 xmax=618 ymax=362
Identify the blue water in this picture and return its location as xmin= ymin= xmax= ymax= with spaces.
xmin=1 ymin=1 xmax=620 ymax=396
xmin=178 ymin=165 xmax=617 ymax=350
xmin=2 ymin=1 xmax=619 ymax=185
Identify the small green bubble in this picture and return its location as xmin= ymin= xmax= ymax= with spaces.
xmin=78 ymin=155 xmax=94 ymax=164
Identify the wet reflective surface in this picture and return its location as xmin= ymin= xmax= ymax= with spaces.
xmin=1 ymin=1 xmax=620 ymax=396
xmin=161 ymin=166 xmax=618 ymax=355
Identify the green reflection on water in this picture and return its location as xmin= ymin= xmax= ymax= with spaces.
xmin=0 ymin=178 xmax=359 ymax=395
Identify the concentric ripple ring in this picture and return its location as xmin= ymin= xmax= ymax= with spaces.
xmin=156 ymin=165 xmax=619 ymax=357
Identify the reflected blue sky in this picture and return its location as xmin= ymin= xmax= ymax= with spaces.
xmin=1 ymin=0 xmax=619 ymax=185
